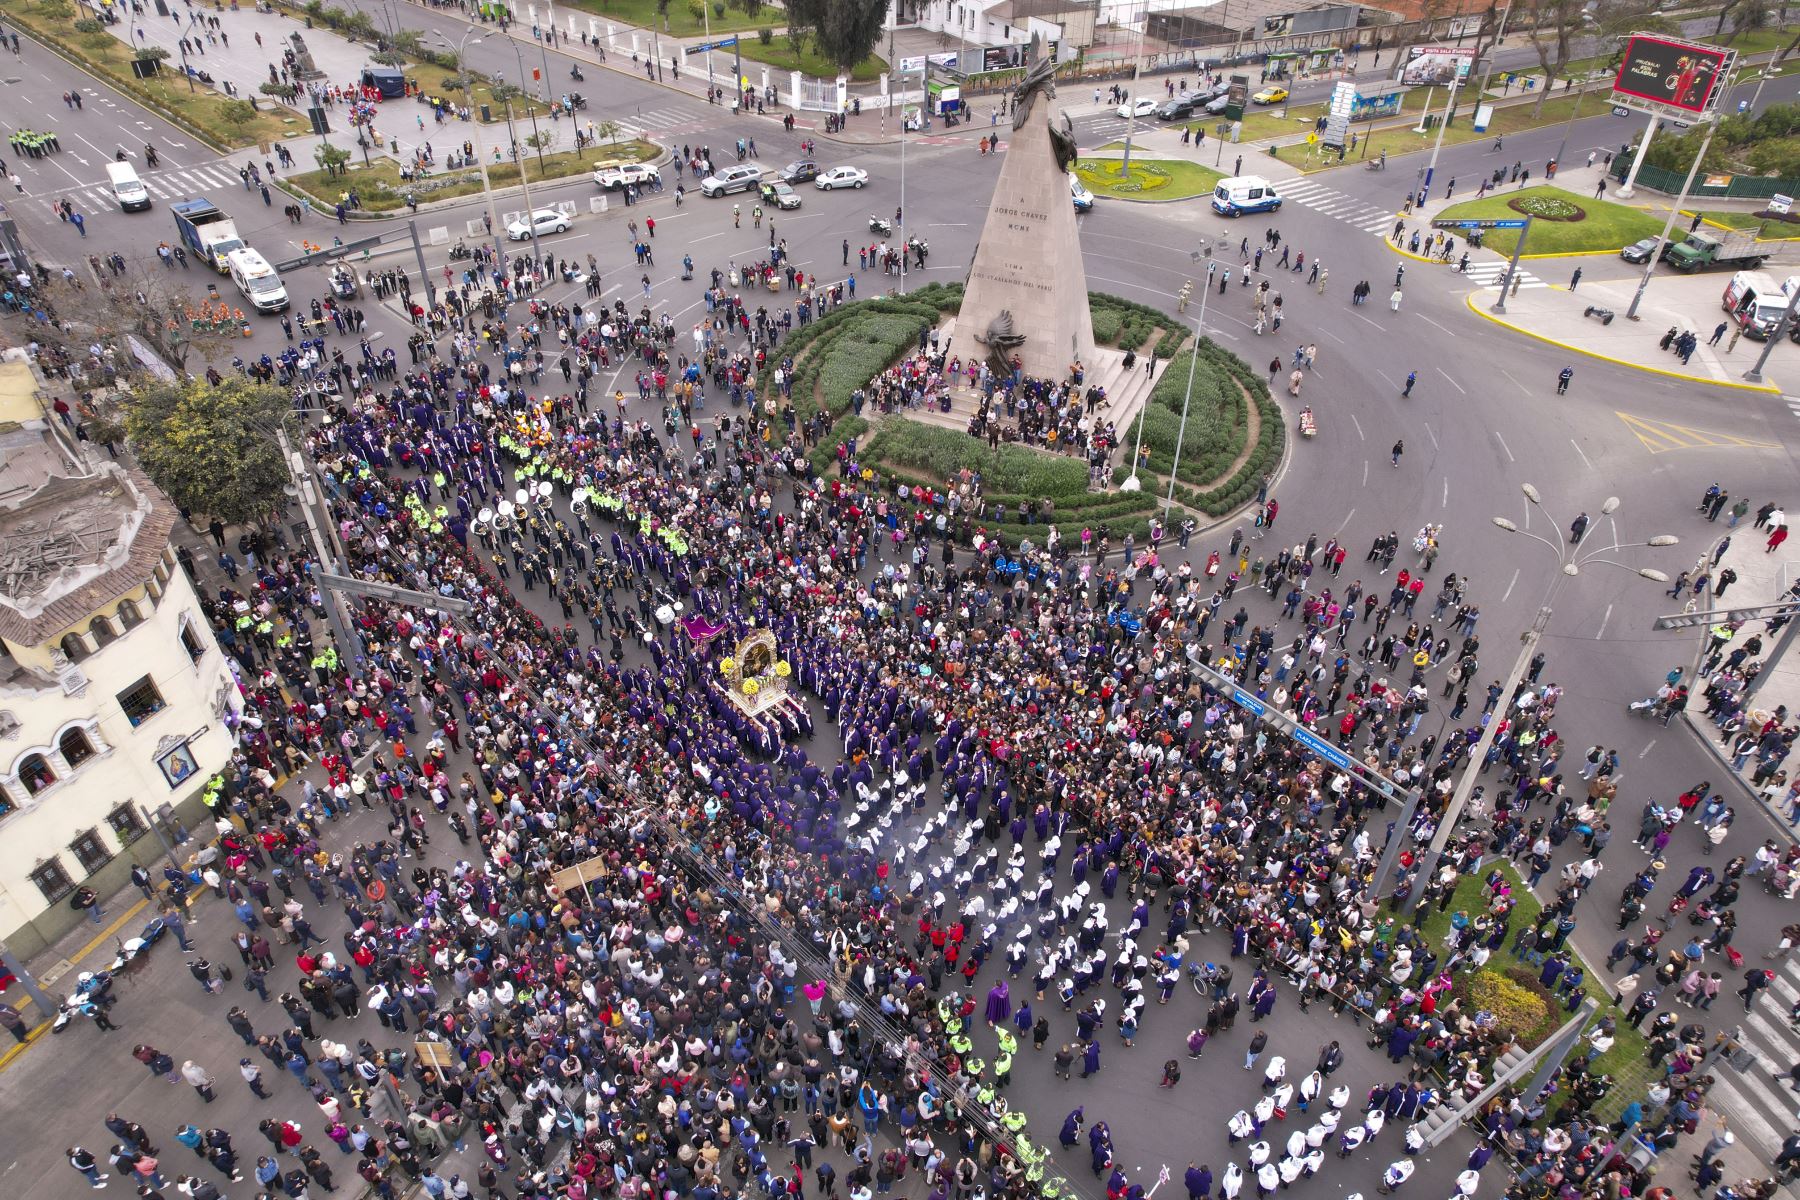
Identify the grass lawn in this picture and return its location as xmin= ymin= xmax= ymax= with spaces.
xmin=1406 ymin=861 xmax=1647 ymax=1097
xmin=410 ymin=63 xmax=552 ymax=123
xmin=1190 ymin=100 xmax=1327 ymax=144
xmin=287 ymin=139 xmax=658 ymax=211
xmin=1074 ymin=156 xmax=1223 ymax=202
xmin=730 ymin=33 xmax=886 ymax=83
xmin=1691 ymin=210 xmax=1800 ymax=239
xmin=1436 ymin=184 xmax=1663 ymax=256
xmin=1309 ymin=94 xmax=1594 ymax=173
xmin=566 ymin=0 xmax=777 ymax=37
xmin=0 ymin=0 xmax=292 ymax=149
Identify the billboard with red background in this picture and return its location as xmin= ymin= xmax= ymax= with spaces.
xmin=1613 ymin=35 xmax=1728 ymax=115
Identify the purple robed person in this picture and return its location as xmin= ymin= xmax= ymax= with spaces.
xmin=985 ymin=980 xmax=1011 ymax=1025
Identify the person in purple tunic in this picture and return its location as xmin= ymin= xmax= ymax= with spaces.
xmin=985 ymin=979 xmax=1011 ymax=1026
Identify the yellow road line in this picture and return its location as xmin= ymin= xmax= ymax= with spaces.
xmin=1465 ymin=293 xmax=1784 ymax=394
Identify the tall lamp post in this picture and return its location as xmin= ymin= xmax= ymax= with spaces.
xmin=1399 ymin=485 xmax=1678 ymax=911
xmin=1123 ymin=237 xmax=1210 ymax=493
xmin=431 ymin=30 xmax=508 ymax=273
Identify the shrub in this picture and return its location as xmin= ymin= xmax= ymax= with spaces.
xmin=874 ymin=420 xmax=1092 ymax=499
xmin=759 ymin=26 xmax=774 ymax=45
xmin=1090 ymin=309 xmax=1122 ymax=344
xmin=1460 ymin=969 xmax=1552 ymax=1046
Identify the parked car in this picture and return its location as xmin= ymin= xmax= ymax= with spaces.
xmin=592 ymin=161 xmax=660 ymax=190
xmin=781 ymin=160 xmax=819 ymax=184
xmin=700 ymin=164 xmax=765 ymax=197
xmin=1252 ymin=86 xmax=1288 ymax=104
xmin=506 ymin=208 xmax=570 ymax=240
xmin=815 ymin=165 xmax=870 ymax=190
xmin=1619 ymin=236 xmax=1664 ymax=264
xmin=759 ymin=180 xmax=803 ymax=210
xmin=1116 ymin=97 xmax=1159 ymax=119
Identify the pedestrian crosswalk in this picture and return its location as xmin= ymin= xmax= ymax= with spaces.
xmin=1460 ymin=261 xmax=1549 ymax=290
xmin=607 ymin=105 xmax=706 ymax=141
xmin=1271 ymin=178 xmax=1396 ymax=236
xmin=1702 ymin=954 xmax=1800 ymax=1162
xmin=47 ymin=163 xmax=255 ymax=214
xmin=1784 ymin=395 xmax=1800 ymax=426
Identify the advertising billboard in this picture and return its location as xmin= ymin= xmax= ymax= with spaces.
xmin=1399 ymin=46 xmax=1475 ymax=85
xmin=1612 ymin=35 xmax=1729 ymax=115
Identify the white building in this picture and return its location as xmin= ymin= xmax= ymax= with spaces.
xmin=0 ymin=357 xmax=239 ymax=958
xmin=895 ymin=0 xmax=1095 ymax=52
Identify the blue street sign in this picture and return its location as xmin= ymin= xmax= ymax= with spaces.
xmin=1292 ymin=726 xmax=1352 ymax=769
xmin=1232 ymin=688 xmax=1266 ymax=717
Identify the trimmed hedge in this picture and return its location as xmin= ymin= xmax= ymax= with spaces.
xmin=792 ymin=284 xmax=1279 ymax=544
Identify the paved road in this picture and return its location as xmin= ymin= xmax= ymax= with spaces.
xmin=7 ymin=11 xmax=1800 ymax=1195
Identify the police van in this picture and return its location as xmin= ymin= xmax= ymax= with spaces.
xmin=227 ymin=247 xmax=289 ymax=313
xmin=1210 ymin=175 xmax=1283 ymax=217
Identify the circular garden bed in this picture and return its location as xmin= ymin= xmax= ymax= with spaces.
xmin=1508 ymin=193 xmax=1586 ymax=222
xmin=761 ymin=284 xmax=1282 ymax=547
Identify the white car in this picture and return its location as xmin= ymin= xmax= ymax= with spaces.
xmin=506 ymin=208 xmax=570 ymax=240
xmin=593 ymin=162 xmax=660 ymax=190
xmin=1116 ymin=97 xmax=1158 ymax=120
xmin=815 ymin=166 xmax=869 ymax=190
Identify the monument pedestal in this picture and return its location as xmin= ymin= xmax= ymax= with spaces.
xmin=947 ymin=41 xmax=1094 ymax=384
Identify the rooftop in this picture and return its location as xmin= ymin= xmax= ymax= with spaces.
xmin=0 ymin=361 xmax=176 ymax=647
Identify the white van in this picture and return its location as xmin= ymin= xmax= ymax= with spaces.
xmin=106 ymin=161 xmax=150 ymax=212
xmin=1724 ymin=270 xmax=1787 ymax=338
xmin=1211 ymin=174 xmax=1283 ymax=217
xmin=227 ymin=248 xmax=288 ymax=313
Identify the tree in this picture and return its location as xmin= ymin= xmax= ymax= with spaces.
xmin=219 ymin=100 xmax=256 ymax=131
xmin=788 ymin=0 xmax=886 ymax=76
xmin=0 ymin=263 xmax=241 ymax=374
xmin=595 ymin=118 xmax=622 ymax=144
xmin=126 ymin=377 xmax=289 ymax=527
xmin=315 ymin=142 xmax=352 ymax=178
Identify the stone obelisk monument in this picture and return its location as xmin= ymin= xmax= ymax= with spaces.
xmin=951 ymin=34 xmax=1094 ymax=382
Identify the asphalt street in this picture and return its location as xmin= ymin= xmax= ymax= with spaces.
xmin=5 ymin=10 xmax=1800 ymax=1197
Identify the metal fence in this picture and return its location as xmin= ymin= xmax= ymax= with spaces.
xmin=1612 ymin=159 xmax=1800 ymax=202
xmin=795 ymin=76 xmax=837 ymax=112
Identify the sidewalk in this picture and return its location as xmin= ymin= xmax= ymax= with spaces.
xmin=1679 ymin=516 xmax=1800 ymax=817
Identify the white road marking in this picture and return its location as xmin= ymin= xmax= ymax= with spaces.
xmin=1570 ymin=438 xmax=1594 ymax=470
xmin=1443 ymin=476 xmax=1449 ymax=508
xmin=1596 ymin=604 xmax=1612 ymax=640
xmin=1503 ymin=568 xmax=1519 ymax=602
xmin=1350 ymin=413 xmax=1364 ymax=441
xmin=1639 ymin=739 xmax=1656 ymax=757
xmin=1494 ymin=431 xmax=1515 ymax=462
xmin=1425 ymin=422 xmax=1439 ymax=449
xmin=1362 ymin=460 xmax=1369 ymax=486
xmin=1435 ymin=368 xmax=1465 ymax=395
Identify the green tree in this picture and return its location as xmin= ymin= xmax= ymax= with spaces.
xmin=732 ymin=0 xmax=762 ymax=15
xmin=126 ymin=378 xmax=289 ymax=527
xmin=219 ymin=100 xmax=256 ymax=131
xmin=787 ymin=0 xmax=885 ymax=76
xmin=314 ymin=142 xmax=352 ymax=177
xmin=595 ymin=118 xmax=622 ymax=144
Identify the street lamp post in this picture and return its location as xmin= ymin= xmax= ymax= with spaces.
xmin=1124 ymin=239 xmax=1210 ymax=493
xmin=1398 ymin=486 xmax=1677 ymax=912
xmin=431 ymin=31 xmax=508 ymax=273
xmin=1419 ymin=68 xmax=1461 ymax=203
xmin=1625 ymin=120 xmax=1717 ymax=321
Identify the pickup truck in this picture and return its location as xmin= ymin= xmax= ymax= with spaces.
xmin=1664 ymin=227 xmax=1767 ymax=272
xmin=170 ymin=198 xmax=243 ymax=273
xmin=592 ymin=162 xmax=660 ymax=190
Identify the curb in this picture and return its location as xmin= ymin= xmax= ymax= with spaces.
xmin=1463 ymin=292 xmax=1784 ymax=394
xmin=290 ymin=140 xmax=674 ymax=220
xmin=1680 ymin=710 xmax=1799 ymax=844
